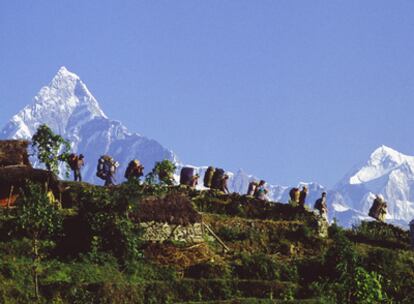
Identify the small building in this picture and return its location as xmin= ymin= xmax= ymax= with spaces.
xmin=130 ymin=194 xmax=204 ymax=243
xmin=0 ymin=140 xmax=60 ymax=207
xmin=0 ymin=140 xmax=31 ymax=168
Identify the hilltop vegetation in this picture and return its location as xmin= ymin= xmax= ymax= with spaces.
xmin=0 ymin=179 xmax=413 ymax=303
xmin=0 ymin=127 xmax=413 ymax=303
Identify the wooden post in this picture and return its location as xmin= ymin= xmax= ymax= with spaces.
xmin=202 ymin=222 xmax=230 ymax=253
xmin=7 ymin=185 xmax=14 ymax=209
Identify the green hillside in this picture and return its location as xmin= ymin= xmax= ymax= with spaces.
xmin=0 ymin=176 xmax=413 ymax=304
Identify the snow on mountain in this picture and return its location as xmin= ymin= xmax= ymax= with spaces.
xmin=3 ymin=67 xmax=413 ymax=228
xmin=0 ymin=67 xmax=177 ymax=183
xmin=333 ymin=146 xmax=414 ymax=227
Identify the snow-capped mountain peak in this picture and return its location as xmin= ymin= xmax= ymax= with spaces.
xmin=1 ymin=67 xmax=176 ymax=183
xmin=333 ymin=145 xmax=414 ymax=227
xmin=1 ymin=67 xmax=107 ymax=139
xmin=349 ymin=145 xmax=410 ymax=185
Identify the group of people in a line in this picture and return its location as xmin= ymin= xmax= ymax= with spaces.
xmin=246 ymin=180 xmax=269 ymax=200
xmin=68 ymin=154 xmax=387 ymax=223
xmin=68 ymin=153 xmax=142 ymax=187
xmin=181 ymin=166 xmax=230 ymax=193
xmin=285 ymin=185 xmax=328 ymax=220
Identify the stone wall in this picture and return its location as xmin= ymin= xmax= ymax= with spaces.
xmin=140 ymin=221 xmax=204 ymax=243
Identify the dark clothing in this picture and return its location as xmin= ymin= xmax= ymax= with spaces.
xmin=314 ymin=197 xmax=328 ymax=221
xmin=126 ymin=165 xmax=144 ymax=181
xmin=314 ymin=198 xmax=327 ymax=214
xmin=74 ymin=169 xmax=82 ymax=182
xmin=105 ymin=173 xmax=116 ymax=186
xmin=103 ymin=158 xmax=116 ymax=186
xmin=299 ymin=190 xmax=307 ymax=208
xmin=73 ymin=158 xmax=84 ymax=182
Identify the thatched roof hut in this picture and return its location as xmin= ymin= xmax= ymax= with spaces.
xmin=130 ymin=193 xmax=202 ymax=226
xmin=0 ymin=140 xmax=31 ymax=167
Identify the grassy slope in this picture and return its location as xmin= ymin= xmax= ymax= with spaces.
xmin=0 ymin=183 xmax=413 ymax=303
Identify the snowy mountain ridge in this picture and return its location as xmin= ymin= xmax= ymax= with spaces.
xmin=2 ymin=67 xmax=414 ymax=227
xmin=349 ymin=145 xmax=412 ymax=185
xmin=0 ymin=67 xmax=176 ymax=184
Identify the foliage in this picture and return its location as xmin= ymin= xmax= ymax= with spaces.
xmin=217 ymin=226 xmax=250 ymax=242
xmin=16 ymin=182 xmax=63 ymax=241
xmin=316 ymin=229 xmax=386 ymax=303
xmin=14 ymin=181 xmax=63 ymax=299
xmin=232 ymin=253 xmax=280 ymax=280
xmin=185 ymin=261 xmax=231 ymax=279
xmin=360 ymin=247 xmax=414 ymax=302
xmin=31 ymin=124 xmax=71 ymax=176
xmin=348 ymin=220 xmax=410 ymax=249
xmin=145 ymin=159 xmax=176 ymax=185
xmin=78 ymin=185 xmax=142 ymax=263
xmin=351 ymin=266 xmax=384 ymax=304
xmin=1 ymin=177 xmax=414 ymax=303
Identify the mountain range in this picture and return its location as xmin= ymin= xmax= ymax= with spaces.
xmin=2 ymin=67 xmax=413 ymax=228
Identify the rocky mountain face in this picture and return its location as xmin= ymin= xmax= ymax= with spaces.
xmin=2 ymin=67 xmax=414 ymax=227
xmin=0 ymin=67 xmax=177 ymax=184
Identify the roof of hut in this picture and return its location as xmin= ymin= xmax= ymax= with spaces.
xmin=0 ymin=166 xmax=61 ymax=197
xmin=130 ymin=193 xmax=202 ymax=225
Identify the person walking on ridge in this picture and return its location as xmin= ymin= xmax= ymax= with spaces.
xmin=68 ymin=153 xmax=85 ymax=182
xmin=314 ymin=192 xmax=328 ymax=221
xmin=247 ymin=181 xmax=258 ymax=196
xmin=299 ymin=186 xmax=308 ymax=209
xmin=369 ymin=195 xmax=387 ymax=222
xmin=254 ymin=180 xmax=268 ymax=200
xmin=220 ymin=174 xmax=230 ymax=194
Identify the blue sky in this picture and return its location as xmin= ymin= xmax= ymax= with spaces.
xmin=1 ymin=1 xmax=414 ymax=187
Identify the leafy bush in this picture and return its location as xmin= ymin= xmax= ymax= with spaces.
xmin=145 ymin=160 xmax=176 ymax=186
xmin=31 ymin=124 xmax=71 ymax=176
xmin=348 ymin=221 xmax=410 ymax=249
xmin=361 ymin=247 xmax=414 ymax=302
xmin=217 ymin=226 xmax=250 ymax=242
xmin=77 ymin=186 xmax=142 ymax=263
xmin=232 ymin=253 xmax=280 ymax=280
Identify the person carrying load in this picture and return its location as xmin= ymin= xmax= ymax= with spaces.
xmin=314 ymin=192 xmax=328 ymax=221
xmin=96 ymin=155 xmax=119 ymax=186
xmin=203 ymin=166 xmax=215 ymax=188
xmin=247 ymin=181 xmax=258 ymax=196
xmin=254 ymin=180 xmax=268 ymax=200
xmin=68 ymin=153 xmax=85 ymax=182
xmin=299 ymin=186 xmax=308 ymax=209
xmin=220 ymin=174 xmax=230 ymax=194
xmin=369 ymin=195 xmax=387 ymax=222
xmin=180 ymin=167 xmax=195 ymax=186
xmin=288 ymin=188 xmax=300 ymax=207
xmin=125 ymin=160 xmax=144 ymax=182
xmin=190 ymin=174 xmax=200 ymax=189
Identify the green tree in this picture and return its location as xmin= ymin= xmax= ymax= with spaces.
xmin=323 ymin=229 xmax=385 ymax=303
xmin=145 ymin=160 xmax=176 ymax=186
xmin=78 ymin=183 xmax=142 ymax=264
xmin=16 ymin=181 xmax=63 ymax=300
xmin=31 ymin=124 xmax=71 ymax=176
